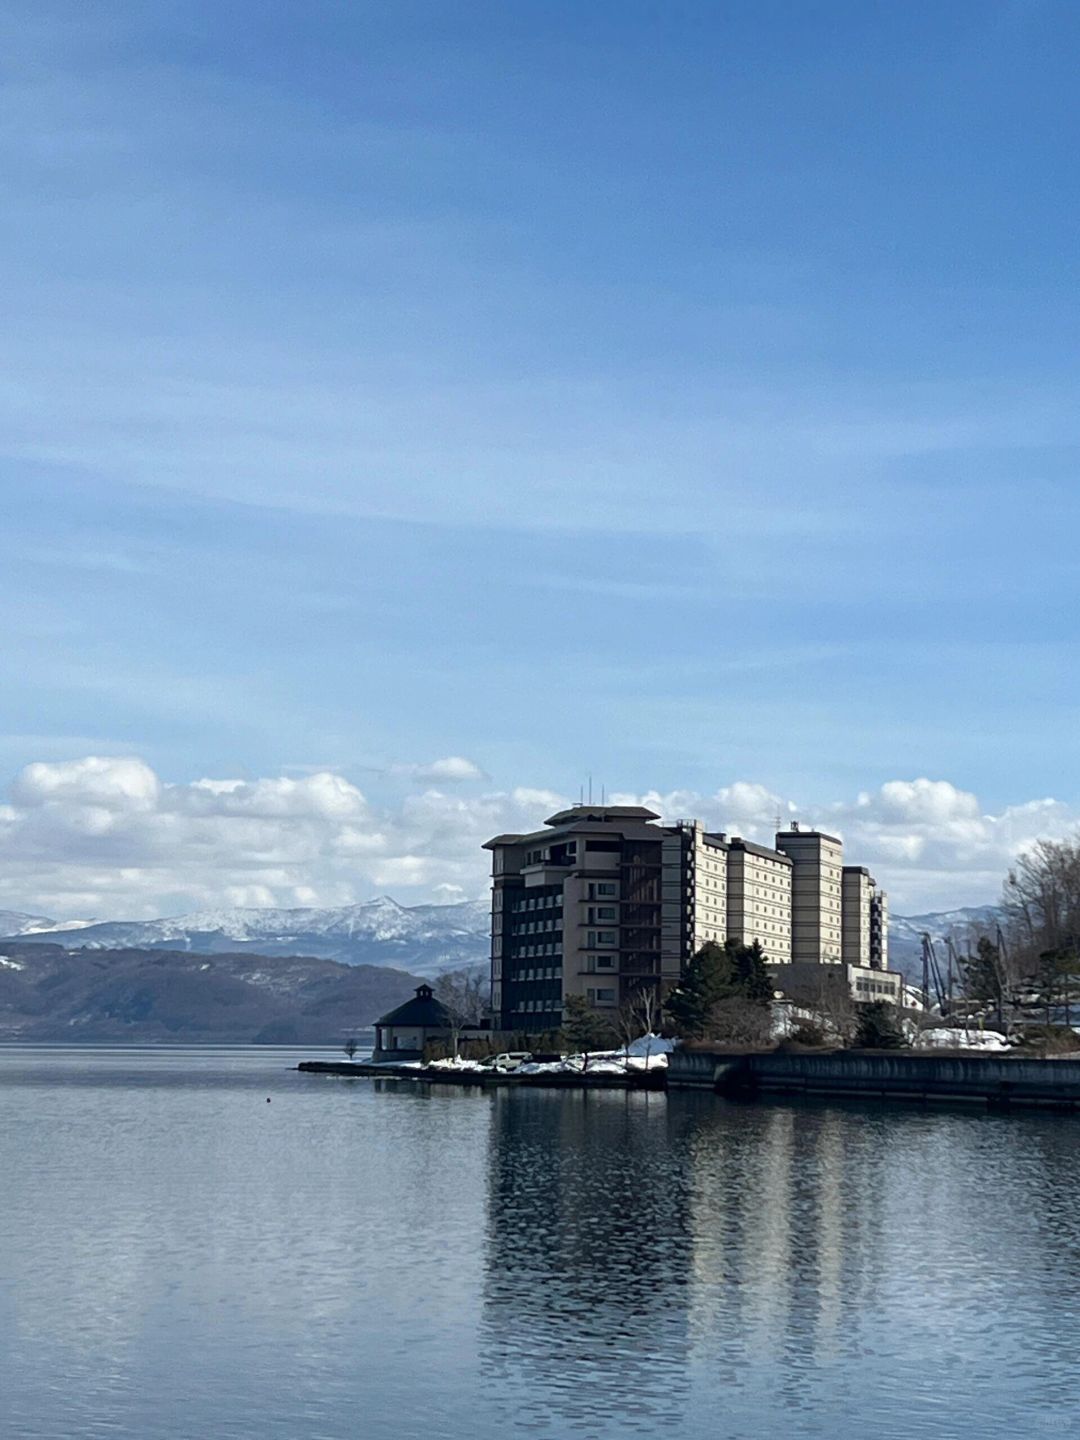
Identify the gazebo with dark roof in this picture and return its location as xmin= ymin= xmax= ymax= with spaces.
xmin=372 ymin=983 xmax=453 ymax=1063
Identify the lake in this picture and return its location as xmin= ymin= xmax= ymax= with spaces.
xmin=2 ymin=1045 xmax=1079 ymax=1439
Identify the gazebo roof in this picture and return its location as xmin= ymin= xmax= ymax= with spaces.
xmin=375 ymin=983 xmax=452 ymax=1029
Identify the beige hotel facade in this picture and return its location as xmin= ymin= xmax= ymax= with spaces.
xmin=485 ymin=806 xmax=895 ymax=1032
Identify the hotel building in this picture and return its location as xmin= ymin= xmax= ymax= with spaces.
xmin=775 ymin=824 xmax=844 ymax=965
xmin=485 ymin=805 xmax=893 ymax=1031
xmin=841 ymin=866 xmax=874 ymax=968
xmin=726 ymin=838 xmax=793 ymax=963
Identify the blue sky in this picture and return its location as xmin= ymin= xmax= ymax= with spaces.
xmin=3 ymin=1 xmax=1080 ymax=917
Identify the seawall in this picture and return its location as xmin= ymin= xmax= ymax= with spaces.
xmin=667 ymin=1047 xmax=1080 ymax=1109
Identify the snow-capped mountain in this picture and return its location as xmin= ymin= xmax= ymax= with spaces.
xmin=887 ymin=905 xmax=1001 ymax=981
xmin=0 ymin=910 xmax=58 ymax=936
xmin=6 ymin=897 xmax=491 ymax=978
xmin=2 ymin=896 xmax=1002 ymax=983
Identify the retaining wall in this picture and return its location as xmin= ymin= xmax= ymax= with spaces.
xmin=667 ymin=1047 xmax=1080 ymax=1109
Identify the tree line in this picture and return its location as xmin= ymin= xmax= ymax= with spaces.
xmin=952 ymin=836 xmax=1080 ymax=1026
xmin=344 ymin=929 xmax=909 ymax=1061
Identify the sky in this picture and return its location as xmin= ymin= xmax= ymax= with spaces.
xmin=3 ymin=0 xmax=1080 ymax=921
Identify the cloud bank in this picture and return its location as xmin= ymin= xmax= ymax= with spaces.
xmin=0 ymin=756 xmax=1074 ymax=921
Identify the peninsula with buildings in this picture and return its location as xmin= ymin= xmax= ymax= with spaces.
xmin=300 ymin=800 xmax=1080 ymax=1109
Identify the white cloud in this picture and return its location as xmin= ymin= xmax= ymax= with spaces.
xmin=877 ymin=779 xmax=980 ymax=825
xmin=0 ymin=757 xmax=564 ymax=919
xmin=180 ymin=772 xmax=368 ymax=820
xmin=12 ymin=756 xmax=160 ymax=811
xmin=432 ymin=883 xmax=467 ymax=902
xmin=397 ymin=756 xmax=487 ymax=783
xmin=599 ymin=778 xmax=1080 ymax=913
xmin=1 ymin=757 xmax=1078 ymax=921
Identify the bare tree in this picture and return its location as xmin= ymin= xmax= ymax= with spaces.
xmin=800 ymin=971 xmax=857 ymax=1046
xmin=343 ymin=1037 xmax=359 ymax=1062
xmin=434 ymin=967 xmax=488 ymax=1057
xmin=614 ymin=986 xmax=662 ymax=1068
xmin=707 ymin=995 xmax=773 ymax=1047
xmin=1003 ymin=838 xmax=1080 ymax=976
xmin=561 ymin=994 xmax=614 ymax=1070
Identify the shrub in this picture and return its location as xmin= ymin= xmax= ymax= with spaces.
xmin=706 ymin=996 xmax=773 ymax=1047
xmin=785 ymin=1017 xmax=830 ymax=1048
xmin=853 ymin=1001 xmax=909 ymax=1050
xmin=1015 ymin=1024 xmax=1080 ymax=1055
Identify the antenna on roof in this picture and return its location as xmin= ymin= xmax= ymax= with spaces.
xmin=588 ymin=774 xmax=593 ymax=804
xmin=601 ymin=784 xmax=606 ymax=805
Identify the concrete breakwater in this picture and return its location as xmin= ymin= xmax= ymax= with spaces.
xmin=667 ymin=1047 xmax=1080 ymax=1109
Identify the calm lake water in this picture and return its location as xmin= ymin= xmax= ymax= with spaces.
xmin=2 ymin=1046 xmax=1079 ymax=1440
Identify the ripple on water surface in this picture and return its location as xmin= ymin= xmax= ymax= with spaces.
xmin=1 ymin=1047 xmax=1078 ymax=1440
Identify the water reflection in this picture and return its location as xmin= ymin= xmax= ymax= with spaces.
xmin=481 ymin=1091 xmax=1080 ymax=1438
xmin=481 ymin=1089 xmax=692 ymax=1434
xmin=6 ymin=1050 xmax=1080 ymax=1440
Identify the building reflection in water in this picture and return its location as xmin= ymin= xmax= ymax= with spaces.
xmin=479 ymin=1089 xmax=903 ymax=1434
xmin=479 ymin=1088 xmax=695 ymax=1435
xmin=681 ymin=1097 xmax=885 ymax=1414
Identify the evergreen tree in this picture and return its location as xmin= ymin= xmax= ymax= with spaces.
xmin=561 ymin=994 xmax=614 ymax=1063
xmin=960 ymin=937 xmax=1005 ymax=1006
xmin=853 ymin=1000 xmax=908 ymax=1049
xmin=731 ymin=939 xmax=774 ymax=1006
xmin=665 ymin=941 xmax=735 ymax=1038
xmin=1032 ymin=942 xmax=1080 ymax=1026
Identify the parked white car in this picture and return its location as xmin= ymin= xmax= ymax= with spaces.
xmin=480 ymin=1051 xmax=532 ymax=1071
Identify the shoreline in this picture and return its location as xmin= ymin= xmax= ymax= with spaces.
xmin=668 ymin=1046 xmax=1080 ymax=1110
xmin=298 ymin=1047 xmax=1080 ymax=1110
xmin=296 ymin=1059 xmax=664 ymax=1088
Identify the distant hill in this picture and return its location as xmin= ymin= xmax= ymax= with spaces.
xmin=8 ymin=896 xmax=491 ymax=978
xmin=0 ymin=943 xmax=421 ymax=1045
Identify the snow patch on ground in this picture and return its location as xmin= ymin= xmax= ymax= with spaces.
xmin=518 ymin=1035 xmax=673 ymax=1075
xmin=0 ymin=956 xmax=24 ymax=970
xmin=915 ymin=1027 xmax=1012 ymax=1051
xmin=625 ymin=1034 xmax=674 ymax=1059
xmin=423 ymin=1035 xmax=674 ymax=1076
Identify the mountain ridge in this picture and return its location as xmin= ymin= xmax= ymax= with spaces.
xmin=887 ymin=905 xmax=1002 ymax=982
xmin=0 ymin=942 xmax=421 ymax=1044
xmin=3 ymin=896 xmax=999 ymax=982
xmin=2 ymin=897 xmax=492 ymax=978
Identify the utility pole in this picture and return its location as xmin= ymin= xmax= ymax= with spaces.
xmin=946 ymin=936 xmax=968 ymax=1040
xmin=921 ymin=934 xmax=947 ymax=1016
xmin=921 ymin=933 xmax=931 ymax=1017
xmin=995 ymin=923 xmax=1010 ymax=1034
